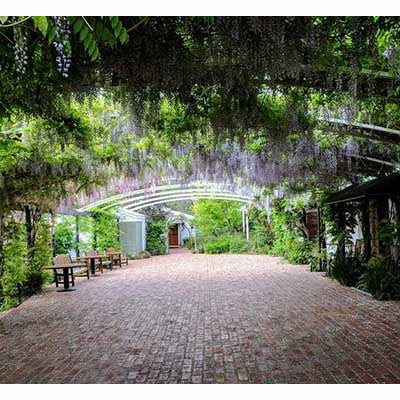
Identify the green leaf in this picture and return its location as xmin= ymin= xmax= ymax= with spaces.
xmin=88 ymin=39 xmax=97 ymax=54
xmin=90 ymin=47 xmax=100 ymax=61
xmin=110 ymin=16 xmax=119 ymax=29
xmin=47 ymin=25 xmax=56 ymax=43
xmin=33 ymin=16 xmax=48 ymax=36
xmin=79 ymin=25 xmax=89 ymax=42
xmin=119 ymin=29 xmax=129 ymax=44
xmin=114 ymin=22 xmax=122 ymax=37
xmin=73 ymin=17 xmax=84 ymax=33
xmin=0 ymin=16 xmax=8 ymax=24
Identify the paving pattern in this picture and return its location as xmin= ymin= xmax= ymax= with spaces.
xmin=0 ymin=249 xmax=399 ymax=384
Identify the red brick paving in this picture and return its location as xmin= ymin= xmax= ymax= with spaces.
xmin=0 ymin=252 xmax=399 ymax=383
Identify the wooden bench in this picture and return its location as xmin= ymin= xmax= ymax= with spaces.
xmin=106 ymin=248 xmax=123 ymax=268
xmin=84 ymin=250 xmax=112 ymax=273
xmin=44 ymin=254 xmax=89 ymax=291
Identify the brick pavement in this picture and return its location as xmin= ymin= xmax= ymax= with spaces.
xmin=0 ymin=251 xmax=399 ymax=383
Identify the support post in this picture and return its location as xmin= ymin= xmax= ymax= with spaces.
xmin=361 ymin=199 xmax=371 ymax=262
xmin=369 ymin=199 xmax=380 ymax=257
xmin=245 ymin=209 xmax=249 ymax=241
xmin=75 ymin=215 xmax=80 ymax=258
xmin=50 ymin=212 xmax=56 ymax=258
xmin=242 ymin=208 xmax=246 ymax=235
xmin=336 ymin=204 xmax=346 ymax=264
xmin=24 ymin=205 xmax=34 ymax=263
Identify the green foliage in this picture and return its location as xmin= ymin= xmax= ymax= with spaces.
xmin=146 ymin=219 xmax=167 ymax=256
xmin=249 ymin=208 xmax=274 ymax=252
xmin=204 ymin=236 xmax=231 ymax=254
xmin=0 ymin=219 xmax=27 ymax=310
xmin=358 ymin=256 xmax=400 ymax=300
xmin=328 ymin=256 xmax=366 ymax=287
xmin=269 ymin=199 xmax=315 ymax=264
xmin=204 ymin=235 xmax=251 ymax=254
xmin=92 ymin=209 xmax=120 ymax=251
xmin=134 ymin=250 xmax=151 ymax=259
xmin=55 ymin=217 xmax=75 ymax=254
xmin=192 ymin=199 xmax=242 ymax=237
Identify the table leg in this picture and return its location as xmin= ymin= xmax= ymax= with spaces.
xmin=90 ymin=258 xmax=96 ymax=275
xmin=57 ymin=267 xmax=76 ymax=292
xmin=119 ymin=254 xmax=122 ymax=268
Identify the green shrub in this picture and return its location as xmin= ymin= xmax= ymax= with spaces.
xmin=328 ymin=255 xmax=365 ymax=287
xmin=55 ymin=218 xmax=75 ymax=254
xmin=0 ymin=222 xmax=28 ymax=311
xmin=204 ymin=235 xmax=252 ymax=254
xmin=92 ymin=209 xmax=120 ymax=251
xmin=204 ymin=237 xmax=231 ymax=254
xmin=146 ymin=219 xmax=167 ymax=255
xmin=135 ymin=250 xmax=151 ymax=259
xmin=192 ymin=199 xmax=242 ymax=237
xmin=358 ymin=256 xmax=400 ymax=300
xmin=228 ymin=235 xmax=252 ymax=253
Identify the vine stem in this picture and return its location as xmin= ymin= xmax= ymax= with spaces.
xmin=82 ymin=16 xmax=94 ymax=31
xmin=0 ymin=16 xmax=32 ymax=28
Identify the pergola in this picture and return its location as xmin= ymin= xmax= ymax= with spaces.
xmin=77 ymin=183 xmax=254 ymax=213
xmin=73 ymin=182 xmax=258 ymax=243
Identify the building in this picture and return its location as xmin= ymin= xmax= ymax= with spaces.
xmin=116 ymin=209 xmax=146 ymax=255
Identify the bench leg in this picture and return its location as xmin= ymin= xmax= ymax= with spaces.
xmin=54 ymin=270 xmax=59 ymax=287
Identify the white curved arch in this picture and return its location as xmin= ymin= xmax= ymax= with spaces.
xmin=78 ymin=182 xmax=254 ymax=212
xmin=102 ymin=189 xmax=251 ymax=211
xmin=124 ymin=194 xmax=252 ymax=212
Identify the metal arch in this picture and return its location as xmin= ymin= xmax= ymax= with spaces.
xmin=124 ymin=194 xmax=252 ymax=212
xmin=102 ymin=189 xmax=251 ymax=211
xmin=78 ymin=183 xmax=254 ymax=212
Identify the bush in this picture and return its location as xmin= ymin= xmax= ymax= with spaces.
xmin=358 ymin=256 xmax=400 ymax=300
xmin=328 ymin=255 xmax=365 ymax=287
xmin=92 ymin=209 xmax=120 ymax=251
xmin=204 ymin=235 xmax=252 ymax=254
xmin=204 ymin=237 xmax=231 ymax=254
xmin=146 ymin=219 xmax=167 ymax=255
xmin=134 ymin=250 xmax=151 ymax=259
xmin=55 ymin=218 xmax=75 ymax=254
xmin=228 ymin=235 xmax=252 ymax=253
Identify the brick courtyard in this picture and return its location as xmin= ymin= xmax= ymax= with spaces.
xmin=0 ymin=250 xmax=399 ymax=384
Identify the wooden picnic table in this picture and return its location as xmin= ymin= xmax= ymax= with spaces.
xmin=106 ymin=252 xmax=122 ymax=268
xmin=81 ymin=254 xmax=110 ymax=275
xmin=43 ymin=263 xmax=85 ymax=292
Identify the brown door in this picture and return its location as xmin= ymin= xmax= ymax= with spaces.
xmin=168 ymin=224 xmax=179 ymax=246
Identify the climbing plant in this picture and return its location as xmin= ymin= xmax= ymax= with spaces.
xmin=146 ymin=219 xmax=168 ymax=256
xmin=91 ymin=209 xmax=120 ymax=251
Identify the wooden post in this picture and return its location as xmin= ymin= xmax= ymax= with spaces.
xmin=117 ymin=217 xmax=120 ymax=243
xmin=75 ymin=215 xmax=80 ymax=258
xmin=361 ymin=199 xmax=371 ymax=262
xmin=93 ymin=214 xmax=97 ymax=251
xmin=317 ymin=206 xmax=327 ymax=271
xmin=369 ymin=199 xmax=379 ymax=257
xmin=24 ymin=205 xmax=34 ymax=263
xmin=336 ymin=204 xmax=346 ymax=264
xmin=50 ymin=212 xmax=56 ymax=257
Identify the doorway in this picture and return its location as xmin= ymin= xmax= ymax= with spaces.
xmin=168 ymin=224 xmax=179 ymax=247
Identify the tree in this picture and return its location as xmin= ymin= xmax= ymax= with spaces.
xmin=192 ymin=199 xmax=242 ymax=237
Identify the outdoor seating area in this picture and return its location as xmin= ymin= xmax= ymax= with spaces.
xmin=44 ymin=250 xmax=125 ymax=292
